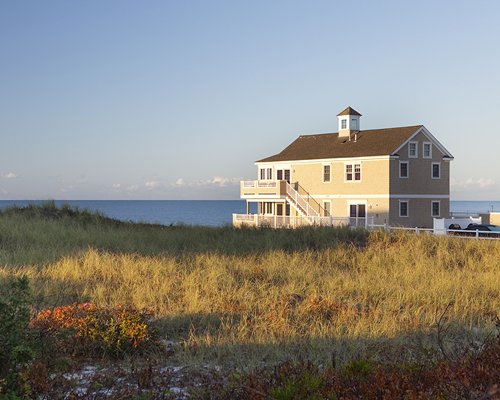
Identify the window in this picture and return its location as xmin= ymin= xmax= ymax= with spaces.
xmin=266 ymin=168 xmax=272 ymax=180
xmin=408 ymin=141 xmax=418 ymax=158
xmin=399 ymin=200 xmax=409 ymax=217
xmin=277 ymin=170 xmax=283 ymax=180
xmin=345 ymin=164 xmax=353 ymax=181
xmin=399 ymin=161 xmax=409 ymax=178
xmin=323 ymin=165 xmax=331 ymax=182
xmin=264 ymin=202 xmax=273 ymax=214
xmin=432 ymin=162 xmax=440 ymax=179
xmin=351 ymin=118 xmax=358 ymax=130
xmin=423 ymin=142 xmax=432 ymax=159
xmin=341 ymin=119 xmax=347 ymax=129
xmin=345 ymin=164 xmax=361 ymax=181
xmin=260 ymin=168 xmax=265 ymax=180
xmin=354 ymin=164 xmax=361 ymax=181
xmin=323 ymin=201 xmax=331 ymax=217
xmin=431 ymin=201 xmax=440 ymax=217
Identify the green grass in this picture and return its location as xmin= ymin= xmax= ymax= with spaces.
xmin=0 ymin=203 xmax=499 ymax=370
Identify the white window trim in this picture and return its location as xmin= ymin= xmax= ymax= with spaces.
xmin=431 ymin=200 xmax=440 ymax=217
xmin=322 ymin=163 xmax=331 ymax=183
xmin=399 ymin=200 xmax=409 ymax=218
xmin=399 ymin=161 xmax=409 ymax=179
xmin=259 ymin=166 xmax=274 ymax=181
xmin=263 ymin=202 xmax=274 ymax=215
xmin=408 ymin=141 xmax=418 ymax=158
xmin=344 ymin=163 xmax=362 ymax=183
xmin=423 ymin=142 xmax=432 ymax=159
xmin=431 ymin=162 xmax=441 ymax=179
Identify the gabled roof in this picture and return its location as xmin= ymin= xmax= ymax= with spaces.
xmin=257 ymin=125 xmax=424 ymax=162
xmin=337 ymin=106 xmax=362 ymax=116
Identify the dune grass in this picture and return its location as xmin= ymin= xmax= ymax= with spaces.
xmin=0 ymin=203 xmax=499 ymax=370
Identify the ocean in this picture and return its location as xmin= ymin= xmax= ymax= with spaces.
xmin=0 ymin=200 xmax=498 ymax=227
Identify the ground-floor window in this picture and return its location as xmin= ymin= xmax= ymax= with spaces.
xmin=431 ymin=200 xmax=440 ymax=217
xmin=323 ymin=201 xmax=331 ymax=216
xmin=399 ymin=200 xmax=409 ymax=217
xmin=349 ymin=204 xmax=366 ymax=218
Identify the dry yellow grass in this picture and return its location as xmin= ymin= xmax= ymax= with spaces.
xmin=2 ymin=229 xmax=499 ymax=368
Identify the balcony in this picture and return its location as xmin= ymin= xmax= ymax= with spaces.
xmin=240 ymin=180 xmax=287 ymax=199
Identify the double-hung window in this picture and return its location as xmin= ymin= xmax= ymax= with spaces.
xmin=341 ymin=119 xmax=347 ymax=129
xmin=345 ymin=164 xmax=361 ymax=181
xmin=323 ymin=165 xmax=331 ymax=182
xmin=266 ymin=168 xmax=272 ymax=180
xmin=408 ymin=142 xmax=418 ymax=158
xmin=399 ymin=161 xmax=409 ymax=178
xmin=432 ymin=162 xmax=440 ymax=179
xmin=423 ymin=142 xmax=432 ymax=159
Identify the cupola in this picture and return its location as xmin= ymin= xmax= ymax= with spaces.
xmin=337 ymin=106 xmax=362 ymax=138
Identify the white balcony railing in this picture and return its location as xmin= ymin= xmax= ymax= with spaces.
xmin=242 ymin=180 xmax=277 ymax=188
xmin=233 ymin=214 xmax=374 ymax=229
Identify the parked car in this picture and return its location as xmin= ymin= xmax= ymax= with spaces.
xmin=463 ymin=223 xmax=500 ymax=237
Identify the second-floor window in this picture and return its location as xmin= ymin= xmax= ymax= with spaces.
xmin=345 ymin=164 xmax=361 ymax=181
xmin=259 ymin=168 xmax=273 ymax=180
xmin=408 ymin=142 xmax=418 ymax=158
xmin=399 ymin=161 xmax=409 ymax=178
xmin=323 ymin=165 xmax=331 ymax=182
xmin=423 ymin=142 xmax=432 ymax=158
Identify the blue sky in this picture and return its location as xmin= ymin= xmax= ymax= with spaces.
xmin=1 ymin=0 xmax=499 ymax=200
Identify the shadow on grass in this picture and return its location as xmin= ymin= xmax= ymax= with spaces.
xmin=0 ymin=203 xmax=369 ymax=267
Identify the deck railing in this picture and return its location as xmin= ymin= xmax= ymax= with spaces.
xmin=233 ymin=214 xmax=374 ymax=229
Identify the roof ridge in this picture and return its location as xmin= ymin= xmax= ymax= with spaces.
xmin=299 ymin=125 xmax=422 ymax=138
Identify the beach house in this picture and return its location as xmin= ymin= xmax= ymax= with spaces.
xmin=233 ymin=107 xmax=453 ymax=228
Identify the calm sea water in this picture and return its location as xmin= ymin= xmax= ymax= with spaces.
xmin=0 ymin=200 xmax=498 ymax=227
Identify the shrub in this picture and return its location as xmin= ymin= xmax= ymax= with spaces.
xmin=30 ymin=303 xmax=158 ymax=358
xmin=0 ymin=276 xmax=35 ymax=397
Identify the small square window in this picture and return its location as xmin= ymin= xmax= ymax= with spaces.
xmin=399 ymin=201 xmax=409 ymax=217
xmin=341 ymin=119 xmax=347 ymax=129
xmin=399 ymin=161 xmax=409 ymax=178
xmin=432 ymin=163 xmax=440 ymax=179
xmin=431 ymin=201 xmax=440 ymax=217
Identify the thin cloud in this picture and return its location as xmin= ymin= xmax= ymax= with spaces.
xmin=451 ymin=177 xmax=496 ymax=189
xmin=1 ymin=172 xmax=17 ymax=179
xmin=174 ymin=178 xmax=185 ymax=187
xmin=112 ymin=183 xmax=121 ymax=189
xmin=145 ymin=181 xmax=162 ymax=190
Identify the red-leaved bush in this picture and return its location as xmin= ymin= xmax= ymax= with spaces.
xmin=30 ymin=303 xmax=156 ymax=358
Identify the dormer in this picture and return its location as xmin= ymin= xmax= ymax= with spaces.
xmin=337 ymin=106 xmax=362 ymax=138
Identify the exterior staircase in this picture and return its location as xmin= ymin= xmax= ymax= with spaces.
xmin=284 ymin=182 xmax=321 ymax=219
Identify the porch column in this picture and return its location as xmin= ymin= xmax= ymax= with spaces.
xmin=246 ymin=200 xmax=249 ymax=214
